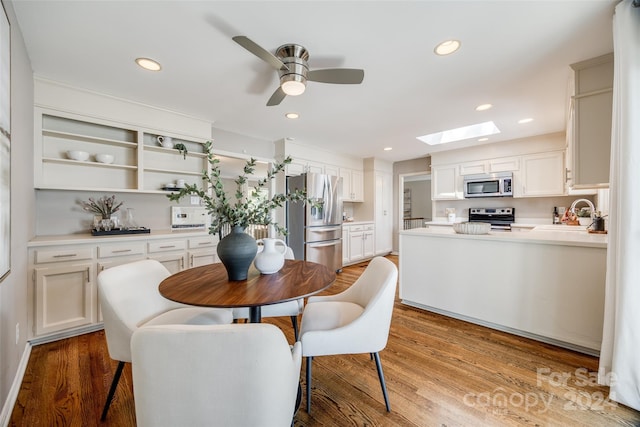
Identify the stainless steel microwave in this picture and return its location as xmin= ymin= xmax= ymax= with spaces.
xmin=463 ymin=172 xmax=513 ymax=198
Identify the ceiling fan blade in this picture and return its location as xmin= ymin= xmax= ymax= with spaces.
xmin=232 ymin=36 xmax=289 ymax=71
xmin=307 ymin=68 xmax=365 ymax=84
xmin=266 ymin=87 xmax=286 ymax=106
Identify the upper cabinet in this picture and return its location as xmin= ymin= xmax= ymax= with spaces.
xmin=569 ymin=53 xmax=613 ymax=189
xmin=340 ymin=168 xmax=364 ymax=202
xmin=517 ymin=151 xmax=565 ymax=197
xmin=431 ymin=164 xmax=460 ymax=200
xmin=34 ymin=108 xmax=209 ymax=193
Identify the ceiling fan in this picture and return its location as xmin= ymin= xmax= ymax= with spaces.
xmin=232 ymin=36 xmax=365 ymax=106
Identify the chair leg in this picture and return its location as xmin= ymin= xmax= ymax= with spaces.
xmin=101 ymin=360 xmax=125 ymax=420
xmin=291 ymin=316 xmax=299 ymax=341
xmin=306 ymin=356 xmax=313 ymax=413
xmin=373 ymin=352 xmax=391 ymax=412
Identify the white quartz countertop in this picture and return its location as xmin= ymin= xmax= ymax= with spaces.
xmin=400 ymin=225 xmax=607 ymax=248
xmin=28 ymin=229 xmax=214 ymax=247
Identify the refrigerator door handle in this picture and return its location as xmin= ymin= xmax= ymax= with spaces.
xmin=308 ymin=226 xmax=341 ymax=233
xmin=308 ymin=240 xmax=341 ymax=248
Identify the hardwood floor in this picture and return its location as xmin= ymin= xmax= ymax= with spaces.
xmin=10 ymin=256 xmax=640 ymax=426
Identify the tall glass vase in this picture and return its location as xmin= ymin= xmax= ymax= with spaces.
xmin=216 ymin=226 xmax=258 ymax=281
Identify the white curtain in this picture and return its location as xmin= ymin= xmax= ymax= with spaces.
xmin=598 ymin=0 xmax=640 ymax=412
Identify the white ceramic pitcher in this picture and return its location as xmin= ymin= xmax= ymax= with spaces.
xmin=254 ymin=238 xmax=287 ymax=274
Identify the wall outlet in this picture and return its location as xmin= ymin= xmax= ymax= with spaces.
xmin=15 ymin=323 xmax=19 ymax=345
xmin=190 ymin=196 xmax=200 ymax=205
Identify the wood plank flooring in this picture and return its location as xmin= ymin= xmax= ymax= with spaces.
xmin=10 ymin=256 xmax=640 ymax=426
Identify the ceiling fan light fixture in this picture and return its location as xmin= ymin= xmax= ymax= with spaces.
xmin=281 ymin=79 xmax=306 ymax=96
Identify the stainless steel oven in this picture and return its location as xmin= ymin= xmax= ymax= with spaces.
xmin=469 ymin=207 xmax=515 ymax=230
xmin=463 ymin=172 xmax=513 ymax=198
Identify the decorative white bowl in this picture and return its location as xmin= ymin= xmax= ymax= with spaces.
xmin=453 ymin=222 xmax=491 ymax=235
xmin=95 ymin=153 xmax=115 ymax=164
xmin=66 ymin=150 xmax=90 ymax=161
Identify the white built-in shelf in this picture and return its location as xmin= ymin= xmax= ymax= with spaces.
xmin=42 ymin=157 xmax=138 ymax=170
xmin=144 ymin=145 xmax=207 ymax=158
xmin=42 ymin=129 xmax=138 ymax=148
xmin=144 ymin=167 xmax=204 ymax=177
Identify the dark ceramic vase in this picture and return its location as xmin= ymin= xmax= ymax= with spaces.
xmin=216 ymin=226 xmax=258 ymax=281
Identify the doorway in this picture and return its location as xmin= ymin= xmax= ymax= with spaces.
xmin=399 ymin=172 xmax=431 ymax=230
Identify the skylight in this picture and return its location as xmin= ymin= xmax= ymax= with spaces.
xmin=417 ymin=121 xmax=501 ymax=146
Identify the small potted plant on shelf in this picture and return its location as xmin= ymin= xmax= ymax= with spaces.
xmin=167 ymin=141 xmax=307 ymax=280
xmin=80 ymin=195 xmax=123 ymax=231
xmin=174 ymin=143 xmax=188 ymax=159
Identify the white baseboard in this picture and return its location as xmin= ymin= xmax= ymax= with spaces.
xmin=0 ymin=343 xmax=32 ymax=427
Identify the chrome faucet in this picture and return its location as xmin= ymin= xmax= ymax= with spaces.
xmin=570 ymin=198 xmax=596 ymax=218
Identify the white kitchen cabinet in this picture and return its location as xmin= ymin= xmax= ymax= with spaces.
xmin=374 ymin=172 xmax=393 ymax=254
xmin=459 ymin=160 xmax=488 ymax=176
xmin=34 ymin=108 xmax=210 ymax=193
xmin=342 ymin=225 xmax=350 ymax=265
xmin=285 ymin=159 xmax=325 ymax=176
xmin=32 ymin=245 xmax=96 ymax=337
xmin=187 ymin=236 xmax=219 ymax=268
xmin=431 ymin=164 xmax=461 ymax=200
xmin=569 ymin=53 xmax=613 ymax=189
xmin=340 ymin=168 xmax=364 ymax=202
xmin=28 ymin=231 xmax=219 ymax=340
xmin=345 ymin=223 xmax=375 ymax=264
xmin=489 ymin=156 xmax=520 ymax=173
xmin=324 ymin=165 xmax=339 ymax=177
xmin=518 ymin=151 xmax=565 ymax=197
xmin=147 ymin=239 xmax=188 ymax=274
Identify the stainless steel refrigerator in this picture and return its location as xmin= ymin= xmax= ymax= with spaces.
xmin=286 ymin=173 xmax=343 ymax=272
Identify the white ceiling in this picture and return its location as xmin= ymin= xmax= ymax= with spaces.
xmin=11 ymin=0 xmax=616 ymax=163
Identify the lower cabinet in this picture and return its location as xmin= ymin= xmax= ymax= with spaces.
xmin=28 ymin=232 xmax=219 ymax=340
xmin=343 ymin=223 xmax=375 ymax=266
xmin=34 ymin=261 xmax=95 ymax=336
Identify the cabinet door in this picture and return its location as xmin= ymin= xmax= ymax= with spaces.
xmin=432 ymin=165 xmax=460 ymax=200
xmin=351 ymin=170 xmax=364 ymax=202
xmin=286 ymin=161 xmax=306 ymax=176
xmin=34 ymin=262 xmax=95 ymax=336
xmin=342 ymin=227 xmax=350 ymax=265
xmin=489 ymin=157 xmax=520 ymax=172
xmin=340 ymin=169 xmax=353 ymax=200
xmin=148 ymin=253 xmax=186 ymax=274
xmin=375 ymin=173 xmax=392 ymax=254
xmin=459 ymin=161 xmax=487 ymax=175
xmin=348 ymin=231 xmax=364 ymax=261
xmin=363 ymin=229 xmax=375 ymax=258
xmin=307 ymin=161 xmax=324 ymax=174
xmin=325 ymin=165 xmax=339 ymax=177
xmin=520 ymin=152 xmax=565 ymax=197
xmin=572 ymin=91 xmax=612 ymax=187
xmin=188 ymin=250 xmax=218 ymax=268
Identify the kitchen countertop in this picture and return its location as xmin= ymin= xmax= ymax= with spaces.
xmin=342 ymin=220 xmax=373 ymax=225
xmin=28 ymin=228 xmax=214 ymax=247
xmin=400 ymin=225 xmax=607 ymax=248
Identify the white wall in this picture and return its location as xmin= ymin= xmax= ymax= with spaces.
xmin=0 ymin=1 xmax=34 ymax=418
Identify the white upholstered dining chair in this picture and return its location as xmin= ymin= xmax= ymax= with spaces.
xmin=131 ymin=323 xmax=302 ymax=427
xmin=299 ymin=256 xmax=398 ymax=413
xmin=97 ymin=259 xmax=233 ymax=420
xmin=232 ymin=246 xmax=304 ymax=338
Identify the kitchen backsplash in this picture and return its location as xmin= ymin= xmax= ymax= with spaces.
xmin=433 ymin=194 xmax=601 ymax=224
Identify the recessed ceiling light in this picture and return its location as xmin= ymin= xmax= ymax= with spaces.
xmin=434 ymin=40 xmax=461 ymax=56
xmin=478 ymin=137 xmax=489 ymax=142
xmin=383 ymin=147 xmax=393 ymax=151
xmin=417 ymin=121 xmax=500 ymax=146
xmin=285 ymin=112 xmax=299 ymax=119
xmin=135 ymin=57 xmax=161 ymax=71
xmin=518 ymin=118 xmax=534 ymax=124
xmin=475 ymin=104 xmax=493 ymax=111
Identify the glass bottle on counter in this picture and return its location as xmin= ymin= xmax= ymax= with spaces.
xmin=553 ymin=207 xmax=560 ymax=224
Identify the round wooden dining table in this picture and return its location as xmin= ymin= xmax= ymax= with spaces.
xmin=159 ymin=259 xmax=337 ymax=323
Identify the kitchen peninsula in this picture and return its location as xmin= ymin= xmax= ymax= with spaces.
xmin=399 ymin=227 xmax=607 ymax=355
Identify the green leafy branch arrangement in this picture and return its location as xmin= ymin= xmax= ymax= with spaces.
xmin=168 ymin=141 xmax=307 ymax=236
